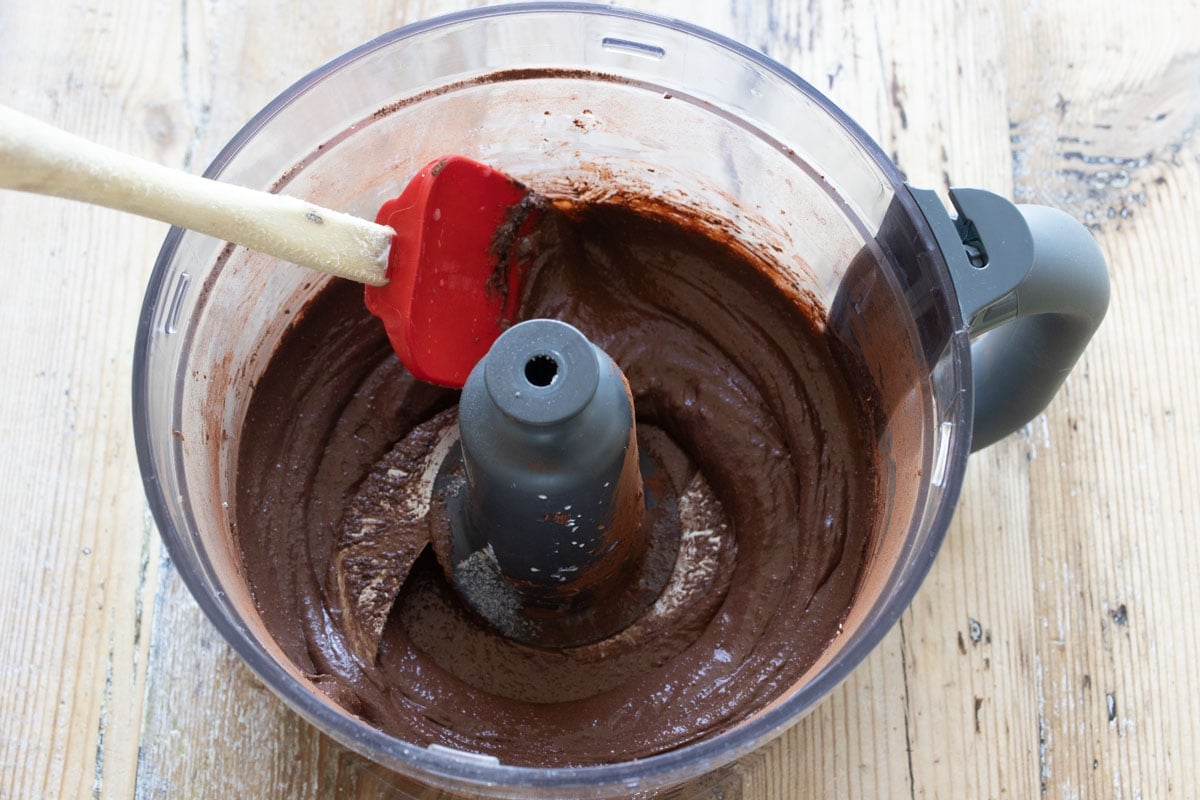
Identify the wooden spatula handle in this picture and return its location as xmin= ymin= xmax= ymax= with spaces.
xmin=0 ymin=104 xmax=391 ymax=286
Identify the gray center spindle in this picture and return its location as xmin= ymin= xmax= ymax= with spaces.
xmin=444 ymin=318 xmax=649 ymax=646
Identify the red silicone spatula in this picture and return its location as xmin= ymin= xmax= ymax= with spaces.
xmin=365 ymin=156 xmax=535 ymax=387
xmin=0 ymin=105 xmax=534 ymax=387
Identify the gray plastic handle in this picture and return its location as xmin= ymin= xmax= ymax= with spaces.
xmin=908 ymin=186 xmax=1110 ymax=451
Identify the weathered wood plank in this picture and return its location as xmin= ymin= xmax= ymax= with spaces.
xmin=1002 ymin=1 xmax=1200 ymax=796
xmin=0 ymin=1 xmax=183 ymax=797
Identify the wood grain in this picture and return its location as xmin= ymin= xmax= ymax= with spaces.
xmin=1 ymin=1 xmax=1197 ymax=798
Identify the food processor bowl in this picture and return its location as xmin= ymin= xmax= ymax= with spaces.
xmin=133 ymin=4 xmax=1106 ymax=796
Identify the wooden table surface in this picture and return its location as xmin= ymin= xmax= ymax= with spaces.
xmin=2 ymin=1 xmax=1197 ymax=797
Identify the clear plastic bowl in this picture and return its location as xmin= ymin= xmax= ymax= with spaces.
xmin=133 ymin=4 xmax=969 ymax=796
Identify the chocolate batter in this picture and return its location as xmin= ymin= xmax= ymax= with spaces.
xmin=234 ymin=198 xmax=879 ymax=766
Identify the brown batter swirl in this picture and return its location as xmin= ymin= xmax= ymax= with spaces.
xmin=233 ymin=200 xmax=879 ymax=767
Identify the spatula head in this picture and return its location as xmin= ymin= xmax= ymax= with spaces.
xmin=364 ymin=156 xmax=536 ymax=387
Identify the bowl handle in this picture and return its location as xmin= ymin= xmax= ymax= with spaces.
xmin=907 ymin=186 xmax=1110 ymax=451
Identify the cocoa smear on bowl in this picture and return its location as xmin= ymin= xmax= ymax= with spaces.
xmin=232 ymin=197 xmax=880 ymax=767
